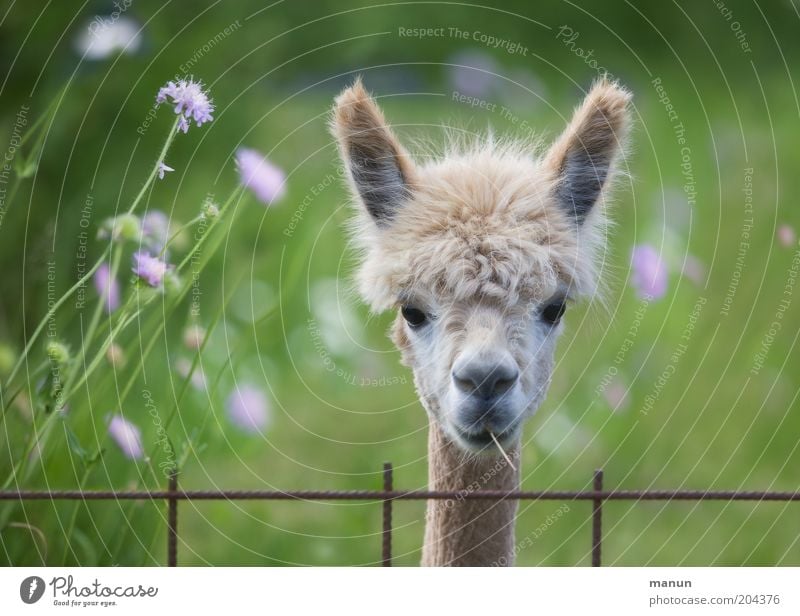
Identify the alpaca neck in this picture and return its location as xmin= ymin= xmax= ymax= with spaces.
xmin=421 ymin=422 xmax=520 ymax=566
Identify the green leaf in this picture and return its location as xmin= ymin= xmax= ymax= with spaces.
xmin=69 ymin=528 xmax=98 ymax=566
xmin=86 ymin=447 xmax=104 ymax=465
xmin=62 ymin=419 xmax=90 ymax=465
xmin=14 ymin=156 xmax=37 ymax=179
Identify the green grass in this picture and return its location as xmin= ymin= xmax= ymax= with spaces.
xmin=1 ymin=70 xmax=799 ymax=566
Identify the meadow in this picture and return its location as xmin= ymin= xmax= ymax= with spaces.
xmin=1 ymin=1 xmax=799 ymax=566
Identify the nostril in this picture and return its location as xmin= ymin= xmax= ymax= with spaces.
xmin=452 ymin=370 xmax=477 ymax=395
xmin=492 ymin=369 xmax=519 ymax=395
xmin=452 ymin=363 xmax=519 ymax=399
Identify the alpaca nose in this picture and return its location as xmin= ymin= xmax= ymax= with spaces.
xmin=452 ymin=356 xmax=519 ymax=400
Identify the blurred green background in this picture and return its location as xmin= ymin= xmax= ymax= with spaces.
xmin=1 ymin=0 xmax=799 ymax=566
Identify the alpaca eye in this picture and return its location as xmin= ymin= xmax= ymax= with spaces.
xmin=401 ymin=306 xmax=428 ymax=328
xmin=541 ymin=301 xmax=566 ymax=325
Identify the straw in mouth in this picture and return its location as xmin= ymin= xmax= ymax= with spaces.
xmin=489 ymin=431 xmax=517 ymax=471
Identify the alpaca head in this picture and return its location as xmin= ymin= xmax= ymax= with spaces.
xmin=332 ymin=78 xmax=631 ymax=452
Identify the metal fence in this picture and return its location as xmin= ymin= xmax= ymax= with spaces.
xmin=2 ymin=464 xmax=799 ymax=566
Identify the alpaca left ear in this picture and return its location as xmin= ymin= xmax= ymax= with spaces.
xmin=331 ymin=78 xmax=416 ymax=227
xmin=544 ymin=78 xmax=632 ymax=224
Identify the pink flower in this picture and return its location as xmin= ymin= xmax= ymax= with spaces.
xmin=94 ymin=263 xmax=120 ymax=313
xmin=132 ymin=251 xmax=168 ymax=287
xmin=235 ymin=147 xmax=286 ymax=205
xmin=226 ymin=384 xmax=270 ymax=433
xmin=108 ymin=414 xmax=143 ymax=460
xmin=777 ymin=224 xmax=796 ymax=248
xmin=681 ymin=254 xmax=706 ymax=286
xmin=630 ymin=245 xmax=668 ymax=299
xmin=603 ymin=378 xmax=629 ymax=412
xmin=183 ymin=324 xmax=206 ymax=351
xmin=106 ymin=343 xmax=126 ymax=368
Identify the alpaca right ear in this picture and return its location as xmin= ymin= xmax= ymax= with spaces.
xmin=331 ymin=79 xmax=416 ymax=227
xmin=544 ymin=78 xmax=632 ymax=224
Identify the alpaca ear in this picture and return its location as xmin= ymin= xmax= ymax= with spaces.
xmin=331 ymin=78 xmax=416 ymax=226
xmin=544 ymin=78 xmax=632 ymax=224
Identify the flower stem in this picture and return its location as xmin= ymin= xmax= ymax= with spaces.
xmin=67 ymin=220 xmax=243 ymax=561
xmin=4 ymin=248 xmax=110 ymax=388
xmin=157 ymin=214 xmax=203 ymax=261
xmin=4 ymin=116 xmax=180 ymax=393
xmin=0 ymin=305 xmax=134 ymax=492
xmin=55 ymin=246 xmax=123 ymax=414
xmin=111 ymin=273 xmax=244 ymax=563
xmin=18 ymin=83 xmax=68 ymax=148
xmin=0 ymin=360 xmax=48 ymax=418
xmin=126 ymin=117 xmax=180 ymax=217
xmin=176 ymin=186 xmax=243 ymax=273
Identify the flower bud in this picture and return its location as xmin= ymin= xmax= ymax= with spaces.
xmin=183 ymin=324 xmax=206 ymax=350
xmin=98 ymin=214 xmax=141 ymax=242
xmin=0 ymin=342 xmax=15 ymax=376
xmin=202 ymin=200 xmax=220 ymax=221
xmin=163 ymin=270 xmax=182 ymax=295
xmin=115 ymin=214 xmax=142 ymax=242
xmin=106 ymin=343 xmax=126 ymax=368
xmin=46 ymin=341 xmax=70 ymax=366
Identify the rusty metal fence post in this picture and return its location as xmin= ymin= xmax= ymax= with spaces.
xmin=591 ymin=469 xmax=603 ymax=567
xmin=4 ymin=465 xmax=800 ymax=566
xmin=382 ymin=462 xmax=393 ymax=566
xmin=167 ymin=469 xmax=179 ymax=567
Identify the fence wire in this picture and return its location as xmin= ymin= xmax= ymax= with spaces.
xmin=2 ymin=465 xmax=798 ymax=566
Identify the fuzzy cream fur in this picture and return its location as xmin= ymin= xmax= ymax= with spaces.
xmin=332 ymin=77 xmax=631 ymax=566
xmin=423 ymin=422 xmax=520 ymax=566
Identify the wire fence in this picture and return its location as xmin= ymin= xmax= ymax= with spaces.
xmin=2 ymin=465 xmax=799 ymax=566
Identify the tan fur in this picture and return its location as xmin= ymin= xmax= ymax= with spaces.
xmin=423 ymin=422 xmax=519 ymax=566
xmin=331 ymin=77 xmax=631 ymax=566
xmin=332 ymin=77 xmax=417 ymax=189
xmin=544 ymin=78 xmax=632 ymax=180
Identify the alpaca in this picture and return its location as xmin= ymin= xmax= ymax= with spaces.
xmin=331 ymin=77 xmax=631 ymax=566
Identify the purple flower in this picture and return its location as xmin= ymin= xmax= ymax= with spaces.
xmin=94 ymin=263 xmax=120 ymax=313
xmin=630 ymin=245 xmax=668 ymax=299
xmin=447 ymin=50 xmax=499 ymax=99
xmin=132 ymin=251 xmax=168 ymax=287
xmin=141 ymin=210 xmax=170 ymax=254
xmin=157 ymin=161 xmax=174 ymax=180
xmin=175 ymin=358 xmax=207 ymax=391
xmin=681 ymin=254 xmax=706 ymax=286
xmin=235 ymin=147 xmax=286 ymax=205
xmin=108 ymin=414 xmax=143 ymax=460
xmin=156 ymin=79 xmax=214 ymax=132
xmin=777 ymin=224 xmax=796 ymax=248
xmin=226 ymin=384 xmax=270 ymax=433
xmin=603 ymin=378 xmax=629 ymax=413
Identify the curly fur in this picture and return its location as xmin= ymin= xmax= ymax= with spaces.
xmin=331 ymin=76 xmax=631 ymax=566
